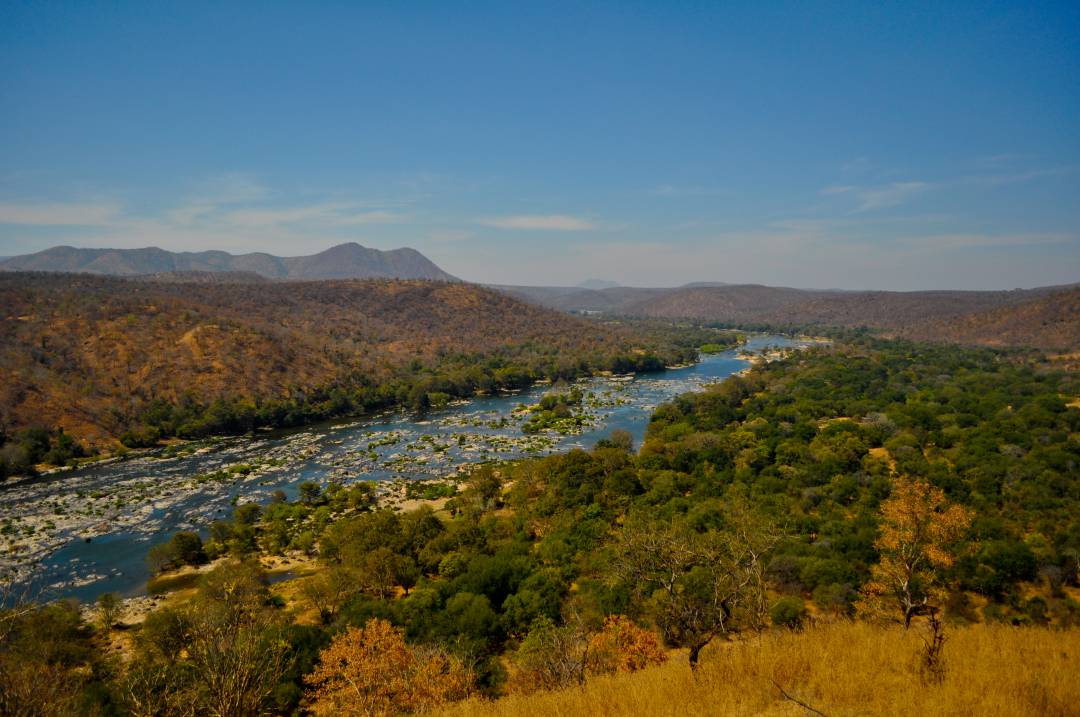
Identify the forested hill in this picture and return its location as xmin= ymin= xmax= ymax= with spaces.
xmin=500 ymin=283 xmax=1080 ymax=351
xmin=0 ymin=242 xmax=459 ymax=281
xmin=894 ymin=286 xmax=1080 ymax=352
xmin=0 ymin=272 xmax=689 ymax=463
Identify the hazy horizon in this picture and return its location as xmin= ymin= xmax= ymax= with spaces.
xmin=4 ymin=240 xmax=1078 ymax=293
xmin=2 ymin=2 xmax=1078 ymax=290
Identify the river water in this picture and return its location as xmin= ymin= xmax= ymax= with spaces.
xmin=0 ymin=335 xmax=804 ymax=603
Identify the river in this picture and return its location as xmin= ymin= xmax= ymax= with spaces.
xmin=0 ymin=335 xmax=807 ymax=603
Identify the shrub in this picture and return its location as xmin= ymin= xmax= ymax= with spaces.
xmin=586 ymin=615 xmax=668 ymax=674
xmin=304 ymin=619 xmax=472 ymax=716
xmin=770 ymin=596 xmax=808 ymax=630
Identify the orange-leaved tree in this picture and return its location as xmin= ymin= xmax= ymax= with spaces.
xmin=304 ymin=619 xmax=471 ymax=717
xmin=586 ymin=615 xmax=668 ymax=674
xmin=861 ymin=477 xmax=973 ymax=628
xmin=508 ymin=614 xmax=668 ymax=695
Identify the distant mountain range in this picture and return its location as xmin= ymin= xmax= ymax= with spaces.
xmin=577 ymin=279 xmax=620 ymax=290
xmin=3 ymin=243 xmax=1074 ymax=351
xmin=497 ymin=282 xmax=1080 ymax=351
xmin=0 ymin=242 xmax=459 ymax=282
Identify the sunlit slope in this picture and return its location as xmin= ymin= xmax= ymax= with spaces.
xmin=440 ymin=622 xmax=1079 ymax=717
xmin=0 ymin=273 xmax=667 ymax=448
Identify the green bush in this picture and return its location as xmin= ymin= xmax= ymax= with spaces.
xmin=770 ymin=596 xmax=808 ymax=629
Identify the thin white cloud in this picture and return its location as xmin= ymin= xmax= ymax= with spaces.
xmin=0 ymin=177 xmax=411 ymax=256
xmin=841 ymin=156 xmax=873 ymax=174
xmin=458 ymin=212 xmax=1079 ymax=290
xmin=819 ymin=181 xmax=933 ymax=211
xmin=476 ymin=214 xmax=594 ymax=231
xmin=975 ymin=153 xmax=1029 ymax=167
xmin=821 ymin=164 xmax=1074 ymax=215
xmin=853 ymin=181 xmax=932 ymax=211
xmin=0 ymin=201 xmax=122 ymax=226
xmin=820 ymin=185 xmax=856 ymax=196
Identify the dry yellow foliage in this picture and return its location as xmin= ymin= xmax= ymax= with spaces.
xmin=860 ymin=477 xmax=973 ymax=626
xmin=586 ymin=616 xmax=668 ymax=675
xmin=304 ymin=619 xmax=472 ymax=716
xmin=437 ymin=622 xmax=1079 ymax=717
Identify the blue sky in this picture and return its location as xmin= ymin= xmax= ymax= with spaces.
xmin=1 ymin=1 xmax=1077 ymax=289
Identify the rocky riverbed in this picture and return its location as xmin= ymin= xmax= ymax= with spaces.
xmin=1 ymin=335 xmax=814 ymax=602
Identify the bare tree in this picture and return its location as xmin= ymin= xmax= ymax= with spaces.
xmin=613 ymin=504 xmax=779 ymax=668
xmin=187 ymin=617 xmax=289 ymax=717
xmin=0 ymin=580 xmax=38 ymax=644
xmin=509 ymin=616 xmax=590 ymax=693
xmin=122 ymin=561 xmax=291 ymax=717
xmin=0 ymin=593 xmax=86 ymax=717
xmin=118 ymin=660 xmax=197 ymax=717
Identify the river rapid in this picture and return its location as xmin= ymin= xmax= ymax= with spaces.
xmin=0 ymin=335 xmax=808 ymax=603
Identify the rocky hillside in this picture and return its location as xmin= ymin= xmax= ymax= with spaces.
xmin=0 ymin=273 xmax=674 ymax=450
xmin=0 ymin=242 xmax=459 ymax=281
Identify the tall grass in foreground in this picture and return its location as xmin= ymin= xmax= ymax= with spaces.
xmin=439 ymin=622 xmax=1078 ymax=717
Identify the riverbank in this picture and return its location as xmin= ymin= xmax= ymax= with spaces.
xmin=2 ymin=336 xmax=809 ymax=603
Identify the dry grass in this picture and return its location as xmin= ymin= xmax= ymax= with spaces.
xmin=439 ymin=622 xmax=1079 ymax=717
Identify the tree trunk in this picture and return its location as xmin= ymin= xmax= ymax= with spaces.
xmin=688 ymin=639 xmax=709 ymax=670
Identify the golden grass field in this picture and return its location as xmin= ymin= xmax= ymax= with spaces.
xmin=439 ymin=622 xmax=1079 ymax=717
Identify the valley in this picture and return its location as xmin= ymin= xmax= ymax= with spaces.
xmin=0 ymin=336 xmax=804 ymax=602
xmin=499 ymin=282 xmax=1080 ymax=351
xmin=2 ymin=4 xmax=1077 ymax=713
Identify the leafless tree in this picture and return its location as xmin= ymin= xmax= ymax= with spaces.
xmin=612 ymin=503 xmax=780 ymax=668
xmin=186 ymin=616 xmax=289 ymax=717
xmin=118 ymin=660 xmax=197 ymax=717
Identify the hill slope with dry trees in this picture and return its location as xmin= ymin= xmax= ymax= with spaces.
xmin=501 ymin=283 xmax=1079 ymax=350
xmin=0 ymin=272 xmax=685 ymax=456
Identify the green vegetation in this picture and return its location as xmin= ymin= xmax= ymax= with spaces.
xmin=117 ymin=345 xmax=681 ymax=449
xmin=2 ymin=336 xmax=1077 ymax=715
xmin=146 ymin=531 xmax=208 ymax=573
xmin=406 ymin=480 xmax=459 ymax=501
xmin=642 ymin=339 xmax=1079 ymax=622
xmin=0 ymin=427 xmax=91 ymax=479
xmin=521 ymin=386 xmax=586 ymax=434
xmin=600 ymin=320 xmax=743 ymax=358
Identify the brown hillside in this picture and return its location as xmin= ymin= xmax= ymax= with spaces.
xmin=0 ymin=273 xmax=651 ymax=447
xmin=895 ymin=287 xmax=1080 ymax=350
xmin=610 ymin=284 xmax=1077 ymax=350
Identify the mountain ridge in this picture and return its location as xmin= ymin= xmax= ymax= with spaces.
xmin=0 ymin=242 xmax=459 ymax=282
